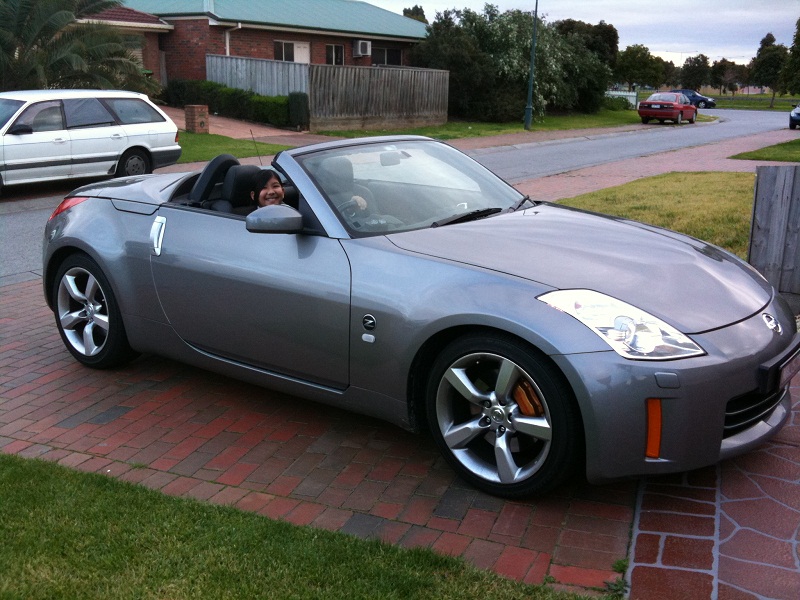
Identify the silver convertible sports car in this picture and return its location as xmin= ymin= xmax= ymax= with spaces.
xmin=43 ymin=136 xmax=800 ymax=498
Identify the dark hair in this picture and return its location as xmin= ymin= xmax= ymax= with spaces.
xmin=251 ymin=169 xmax=282 ymax=197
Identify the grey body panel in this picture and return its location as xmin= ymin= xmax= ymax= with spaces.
xmin=150 ymin=204 xmax=351 ymax=388
xmin=389 ymin=205 xmax=773 ymax=333
xmin=42 ymin=137 xmax=800 ymax=486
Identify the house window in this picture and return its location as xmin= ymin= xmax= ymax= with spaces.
xmin=372 ymin=48 xmax=402 ymax=66
xmin=326 ymin=44 xmax=344 ymax=65
xmin=274 ymin=41 xmax=295 ymax=62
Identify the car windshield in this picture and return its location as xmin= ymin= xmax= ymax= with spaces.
xmin=646 ymin=93 xmax=679 ymax=103
xmin=296 ymin=139 xmax=525 ymax=236
xmin=0 ymin=99 xmax=25 ymax=129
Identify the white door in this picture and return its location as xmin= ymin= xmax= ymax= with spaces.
xmin=63 ymin=98 xmax=125 ymax=178
xmin=1 ymin=100 xmax=71 ymax=184
xmin=294 ymin=43 xmax=310 ymax=64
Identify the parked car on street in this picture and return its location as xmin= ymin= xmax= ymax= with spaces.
xmin=42 ymin=136 xmax=800 ymax=498
xmin=0 ymin=89 xmax=181 ymax=194
xmin=790 ymin=104 xmax=800 ymax=130
xmin=671 ymin=89 xmax=717 ymax=108
xmin=638 ymin=92 xmax=698 ymax=124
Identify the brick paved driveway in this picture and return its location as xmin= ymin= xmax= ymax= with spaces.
xmin=2 ymin=122 xmax=799 ymax=599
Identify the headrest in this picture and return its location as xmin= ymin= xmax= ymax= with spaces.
xmin=283 ymin=184 xmax=299 ymax=209
xmin=222 ymin=165 xmax=262 ymax=208
xmin=317 ymin=157 xmax=354 ymax=194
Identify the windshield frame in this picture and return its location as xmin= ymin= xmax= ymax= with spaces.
xmin=0 ymin=99 xmax=26 ymax=130
xmin=294 ymin=139 xmax=525 ymax=238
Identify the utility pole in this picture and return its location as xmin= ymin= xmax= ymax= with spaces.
xmin=523 ymin=0 xmax=540 ymax=130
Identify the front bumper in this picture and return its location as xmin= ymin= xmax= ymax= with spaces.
xmin=553 ymin=295 xmax=799 ymax=484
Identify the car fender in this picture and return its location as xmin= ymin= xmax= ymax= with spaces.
xmin=43 ymin=196 xmax=166 ymax=330
xmin=343 ymin=237 xmax=609 ymax=404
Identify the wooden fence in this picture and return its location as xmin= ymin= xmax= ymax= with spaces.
xmin=205 ymin=55 xmax=448 ymax=131
xmin=749 ymin=165 xmax=800 ymax=294
xmin=207 ymin=55 xmax=308 ymax=96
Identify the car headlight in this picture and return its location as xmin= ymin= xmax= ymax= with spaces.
xmin=538 ymin=289 xmax=705 ymax=360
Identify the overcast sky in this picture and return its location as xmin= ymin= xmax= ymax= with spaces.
xmin=368 ymin=0 xmax=798 ymax=65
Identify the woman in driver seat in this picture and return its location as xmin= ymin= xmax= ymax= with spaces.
xmin=251 ymin=170 xmax=285 ymax=207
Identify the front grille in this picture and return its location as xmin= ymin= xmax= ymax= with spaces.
xmin=724 ymin=388 xmax=784 ymax=438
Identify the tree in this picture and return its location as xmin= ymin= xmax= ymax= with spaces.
xmin=403 ymin=5 xmax=427 ymax=23
xmin=553 ymin=19 xmax=619 ymax=68
xmin=781 ymin=18 xmax=800 ymax=95
xmin=680 ymin=54 xmax=710 ymax=90
xmin=614 ymin=45 xmax=663 ymax=90
xmin=0 ymin=0 xmax=157 ymax=93
xmin=410 ymin=6 xmax=611 ymax=122
xmin=750 ymin=33 xmax=788 ymax=106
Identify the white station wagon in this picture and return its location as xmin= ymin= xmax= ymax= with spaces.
xmin=0 ymin=89 xmax=181 ymax=193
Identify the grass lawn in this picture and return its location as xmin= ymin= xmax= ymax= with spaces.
xmin=731 ymin=137 xmax=800 ymax=162
xmin=0 ymin=454 xmax=606 ymax=600
xmin=318 ymin=108 xmax=644 ymax=139
xmin=177 ymin=131 xmax=291 ymax=164
xmin=558 ymin=172 xmax=755 ymax=258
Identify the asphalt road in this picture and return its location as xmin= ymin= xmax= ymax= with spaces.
xmin=0 ymin=108 xmax=790 ymax=285
xmin=473 ymin=109 xmax=788 ymax=183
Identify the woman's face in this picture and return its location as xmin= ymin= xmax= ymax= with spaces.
xmin=254 ymin=176 xmax=284 ymax=206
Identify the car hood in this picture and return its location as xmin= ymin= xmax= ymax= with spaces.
xmin=388 ymin=204 xmax=772 ymax=333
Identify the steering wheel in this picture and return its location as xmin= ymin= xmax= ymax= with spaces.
xmin=188 ymin=154 xmax=240 ymax=205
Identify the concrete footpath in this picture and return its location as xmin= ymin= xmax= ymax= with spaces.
xmin=1 ymin=110 xmax=798 ymax=599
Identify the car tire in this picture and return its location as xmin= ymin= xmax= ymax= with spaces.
xmin=641 ymin=117 xmax=650 ymax=124
xmin=676 ymin=113 xmax=683 ymax=125
xmin=689 ymin=111 xmax=696 ymax=124
xmin=116 ymin=148 xmax=151 ymax=177
xmin=53 ymin=254 xmax=137 ymax=369
xmin=698 ymin=101 xmax=707 ymax=109
xmin=791 ymin=122 xmax=797 ymax=130
xmin=425 ymin=333 xmax=582 ymax=498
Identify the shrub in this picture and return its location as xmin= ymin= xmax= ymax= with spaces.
xmin=603 ymin=95 xmax=632 ymax=111
xmin=164 ymin=80 xmax=292 ymax=128
xmin=288 ymin=92 xmax=310 ymax=130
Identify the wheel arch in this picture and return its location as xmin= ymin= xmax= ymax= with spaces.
xmin=406 ymin=324 xmax=585 ymax=447
xmin=115 ymin=146 xmax=153 ymax=175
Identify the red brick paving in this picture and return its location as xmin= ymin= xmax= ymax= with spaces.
xmin=3 ymin=122 xmax=800 ymax=598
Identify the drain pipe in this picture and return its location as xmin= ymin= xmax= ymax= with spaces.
xmin=225 ymin=23 xmax=242 ymax=55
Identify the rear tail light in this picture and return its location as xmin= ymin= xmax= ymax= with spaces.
xmin=49 ymin=196 xmax=89 ymax=221
xmin=175 ymin=132 xmax=179 ymax=143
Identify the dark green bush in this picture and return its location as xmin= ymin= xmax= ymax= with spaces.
xmin=603 ymin=95 xmax=633 ymax=111
xmin=164 ymin=80 xmax=294 ymax=128
xmin=288 ymin=92 xmax=310 ymax=129
xmin=249 ymin=95 xmax=290 ymax=127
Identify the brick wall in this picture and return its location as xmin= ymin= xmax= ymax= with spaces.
xmin=161 ymin=19 xmax=417 ymax=81
xmin=140 ymin=31 xmax=163 ymax=83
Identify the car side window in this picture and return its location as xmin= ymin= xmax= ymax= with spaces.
xmin=63 ymin=98 xmax=116 ymax=129
xmin=102 ymin=98 xmax=165 ymax=125
xmin=14 ymin=101 xmax=65 ymax=132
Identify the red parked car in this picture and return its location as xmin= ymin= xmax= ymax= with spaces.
xmin=638 ymin=92 xmax=697 ymax=125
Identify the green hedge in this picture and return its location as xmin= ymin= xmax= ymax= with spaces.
xmin=164 ymin=80 xmax=309 ymax=129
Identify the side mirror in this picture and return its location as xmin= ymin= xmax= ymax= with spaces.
xmin=8 ymin=124 xmax=33 ymax=135
xmin=246 ymin=204 xmax=304 ymax=233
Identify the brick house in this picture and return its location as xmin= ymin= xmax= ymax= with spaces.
xmin=121 ymin=0 xmax=428 ymax=83
xmin=81 ymin=7 xmax=174 ymax=85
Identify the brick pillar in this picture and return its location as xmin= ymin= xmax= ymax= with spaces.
xmin=185 ymin=105 xmax=209 ymax=134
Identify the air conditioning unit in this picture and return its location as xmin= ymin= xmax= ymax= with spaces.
xmin=353 ymin=40 xmax=371 ymax=57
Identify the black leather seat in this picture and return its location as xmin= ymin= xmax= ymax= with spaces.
xmin=210 ymin=164 xmax=261 ymax=214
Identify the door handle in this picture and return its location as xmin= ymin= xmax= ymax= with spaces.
xmin=150 ymin=216 xmax=166 ymax=256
